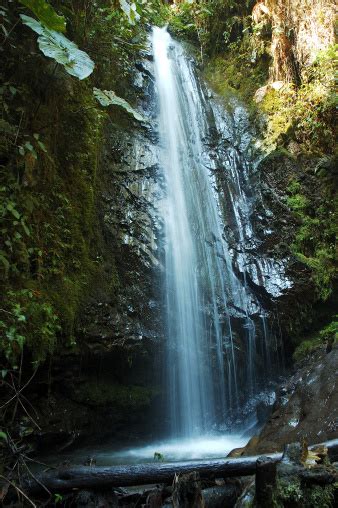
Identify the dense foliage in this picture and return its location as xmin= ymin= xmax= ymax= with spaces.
xmin=0 ymin=0 xmax=167 ymax=371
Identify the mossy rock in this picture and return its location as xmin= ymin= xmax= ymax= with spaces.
xmin=71 ymin=381 xmax=157 ymax=409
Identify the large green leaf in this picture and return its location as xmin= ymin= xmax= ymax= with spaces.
xmin=119 ymin=0 xmax=140 ymax=25
xmin=20 ymin=15 xmax=94 ymax=80
xmin=93 ymin=88 xmax=145 ymax=123
xmin=19 ymin=0 xmax=66 ymax=32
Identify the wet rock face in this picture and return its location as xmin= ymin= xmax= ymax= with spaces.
xmin=209 ymin=128 xmax=325 ymax=343
xmin=246 ymin=344 xmax=338 ymax=454
xmin=250 ymin=149 xmax=335 ymax=343
xmin=208 ymin=102 xmax=296 ymax=309
xmin=79 ymin=52 xmax=164 ymax=367
xmin=33 ymin=48 xmax=166 ymax=449
xmin=80 ymin=126 xmax=164 ymax=353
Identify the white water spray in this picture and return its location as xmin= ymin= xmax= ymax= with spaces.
xmin=152 ymin=26 xmax=284 ymax=438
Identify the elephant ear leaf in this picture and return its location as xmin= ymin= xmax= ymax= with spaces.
xmin=20 ymin=15 xmax=94 ymax=80
xmin=119 ymin=0 xmax=140 ymax=26
xmin=93 ymin=88 xmax=146 ymax=123
xmin=19 ymin=0 xmax=66 ymax=32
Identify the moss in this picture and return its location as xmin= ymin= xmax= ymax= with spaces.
xmin=285 ymin=164 xmax=337 ymax=301
xmin=277 ymin=477 xmax=303 ymax=505
xmin=275 ymin=478 xmax=335 ymax=507
xmin=304 ymin=485 xmax=335 ymax=507
xmin=0 ymin=4 xmax=121 ymax=365
xmin=259 ymin=46 xmax=336 ymax=155
xmin=292 ymin=338 xmax=322 ymax=363
xmin=72 ymin=381 xmax=157 ymax=409
xmin=203 ymin=37 xmax=270 ymax=108
xmin=292 ymin=318 xmax=338 ymax=362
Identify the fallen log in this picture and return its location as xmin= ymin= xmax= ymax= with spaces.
xmin=18 ymin=438 xmax=338 ymax=495
xmin=22 ymin=455 xmax=266 ymax=495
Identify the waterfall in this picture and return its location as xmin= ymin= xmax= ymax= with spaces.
xmin=152 ymin=27 xmax=284 ymax=438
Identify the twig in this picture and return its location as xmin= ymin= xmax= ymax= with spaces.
xmin=22 ymin=461 xmax=51 ymax=498
xmin=14 ymin=109 xmax=24 ymax=145
xmin=1 ymin=19 xmax=20 ymax=46
xmin=22 ymin=455 xmax=57 ymax=471
xmin=0 ymin=474 xmax=37 ymax=508
xmin=0 ymin=368 xmax=38 ymax=409
xmin=0 ymin=308 xmax=13 ymax=315
xmin=3 ymin=374 xmax=41 ymax=429
xmin=17 ymin=394 xmax=41 ymax=430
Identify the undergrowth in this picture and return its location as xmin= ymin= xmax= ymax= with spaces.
xmin=0 ymin=1 xmax=168 ymax=369
xmin=293 ymin=318 xmax=338 ymax=363
xmin=260 ymin=45 xmax=336 ymax=154
xmin=286 ymin=165 xmax=337 ymax=300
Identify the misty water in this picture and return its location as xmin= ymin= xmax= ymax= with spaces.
xmin=153 ymin=24 xmax=282 ymax=444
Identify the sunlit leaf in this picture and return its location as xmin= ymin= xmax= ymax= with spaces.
xmin=20 ymin=15 xmax=94 ymax=80
xmin=19 ymin=0 xmax=66 ymax=32
xmin=93 ymin=88 xmax=145 ymax=122
xmin=119 ymin=0 xmax=140 ymax=25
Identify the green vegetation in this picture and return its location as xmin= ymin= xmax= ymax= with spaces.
xmin=274 ymin=477 xmax=335 ymax=508
xmin=293 ymin=318 xmax=338 ymax=363
xmin=169 ymin=1 xmax=255 ymax=57
xmin=154 ymin=451 xmax=165 ymax=462
xmin=73 ymin=381 xmax=156 ymax=409
xmin=204 ymin=40 xmax=269 ymax=105
xmin=0 ymin=0 xmax=168 ymax=369
xmin=20 ymin=14 xmax=94 ymax=80
xmin=260 ymin=46 xmax=336 ymax=154
xmin=93 ymin=87 xmax=146 ymax=122
xmin=0 ymin=289 xmax=59 ymax=365
xmin=18 ymin=0 xmax=67 ymax=32
xmin=286 ymin=168 xmax=337 ymax=300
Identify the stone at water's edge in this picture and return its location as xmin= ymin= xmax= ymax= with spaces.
xmin=243 ymin=344 xmax=338 ymax=455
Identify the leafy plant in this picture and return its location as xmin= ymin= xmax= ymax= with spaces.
xmin=154 ymin=452 xmax=165 ymax=462
xmin=292 ymin=338 xmax=321 ymax=363
xmin=54 ymin=493 xmax=64 ymax=504
xmin=119 ymin=0 xmax=140 ymax=25
xmin=20 ymin=15 xmax=94 ymax=80
xmin=93 ymin=87 xmax=145 ymax=122
xmin=293 ymin=318 xmax=338 ymax=362
xmin=286 ymin=174 xmax=337 ymax=300
xmin=0 ymin=431 xmax=8 ymax=442
xmin=19 ymin=0 xmax=66 ymax=32
xmin=0 ymin=289 xmax=59 ymax=365
xmin=320 ymin=319 xmax=338 ymax=342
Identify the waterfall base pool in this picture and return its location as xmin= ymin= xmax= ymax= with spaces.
xmin=42 ymin=435 xmax=249 ymax=467
xmin=109 ymin=435 xmax=248 ymax=464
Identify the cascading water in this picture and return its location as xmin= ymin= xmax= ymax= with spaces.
xmin=152 ymin=26 xmax=285 ymax=439
xmin=42 ymin=26 xmax=290 ymax=469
